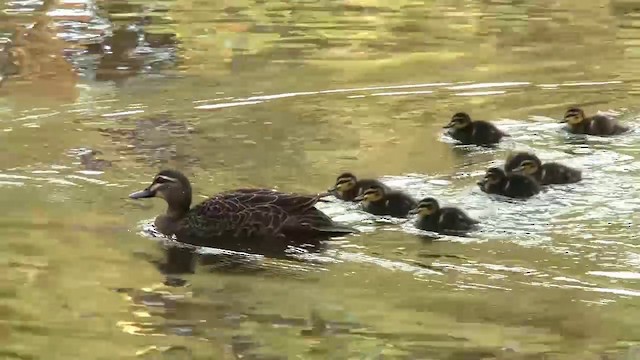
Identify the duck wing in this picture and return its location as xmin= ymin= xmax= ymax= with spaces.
xmin=472 ymin=121 xmax=507 ymax=143
xmin=542 ymin=163 xmax=581 ymax=184
xmin=182 ymin=189 xmax=352 ymax=243
xmin=283 ymin=207 xmax=355 ymax=235
xmin=439 ymin=208 xmax=479 ymax=231
xmin=386 ymin=191 xmax=418 ymax=218
xmin=503 ymin=174 xmax=540 ymax=198
xmin=218 ymin=188 xmax=323 ymax=212
xmin=596 ymin=115 xmax=630 ymax=135
xmin=588 ymin=115 xmax=629 ymax=136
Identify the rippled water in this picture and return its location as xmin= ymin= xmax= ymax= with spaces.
xmin=3 ymin=0 xmax=640 ymax=359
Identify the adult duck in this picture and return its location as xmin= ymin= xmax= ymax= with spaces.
xmin=129 ymin=170 xmax=356 ymax=252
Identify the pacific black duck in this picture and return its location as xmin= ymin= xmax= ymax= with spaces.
xmin=329 ymin=172 xmax=390 ymax=202
xmin=410 ymin=197 xmax=478 ymax=235
xmin=353 ymin=184 xmax=417 ymax=218
xmin=504 ymin=152 xmax=581 ymax=185
xmin=477 ymin=167 xmax=540 ymax=199
xmin=444 ymin=112 xmax=508 ymax=146
xmin=562 ymin=107 xmax=629 ymax=136
xmin=129 ymin=170 xmax=356 ymax=252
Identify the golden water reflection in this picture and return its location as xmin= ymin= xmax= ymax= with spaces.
xmin=2 ymin=0 xmax=640 ymax=359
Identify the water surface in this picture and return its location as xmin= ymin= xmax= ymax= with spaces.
xmin=2 ymin=0 xmax=640 ymax=359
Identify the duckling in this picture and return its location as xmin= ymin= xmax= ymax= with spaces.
xmin=443 ymin=112 xmax=508 ymax=146
xmin=353 ymin=184 xmax=417 ymax=218
xmin=562 ymin=107 xmax=629 ymax=136
xmin=329 ymin=172 xmax=390 ymax=202
xmin=505 ymin=152 xmax=581 ymax=185
xmin=409 ymin=197 xmax=478 ymax=235
xmin=477 ymin=167 xmax=540 ymax=199
xmin=129 ymin=170 xmax=356 ymax=252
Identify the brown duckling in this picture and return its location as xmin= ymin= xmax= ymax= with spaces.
xmin=329 ymin=172 xmax=390 ymax=202
xmin=477 ymin=167 xmax=540 ymax=199
xmin=505 ymin=152 xmax=581 ymax=185
xmin=354 ymin=184 xmax=417 ymax=218
xmin=562 ymin=107 xmax=629 ymax=136
xmin=409 ymin=197 xmax=478 ymax=235
xmin=444 ymin=112 xmax=509 ymax=146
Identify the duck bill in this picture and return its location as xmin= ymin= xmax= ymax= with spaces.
xmin=443 ymin=121 xmax=455 ymax=129
xmin=511 ymin=166 xmax=525 ymax=174
xmin=560 ymin=118 xmax=568 ymax=123
xmin=353 ymin=195 xmax=365 ymax=202
xmin=408 ymin=208 xmax=419 ymax=215
xmin=129 ymin=188 xmax=155 ymax=199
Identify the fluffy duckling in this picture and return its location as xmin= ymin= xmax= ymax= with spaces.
xmin=409 ymin=197 xmax=478 ymax=235
xmin=329 ymin=172 xmax=390 ymax=202
xmin=562 ymin=107 xmax=629 ymax=136
xmin=354 ymin=184 xmax=417 ymax=218
xmin=444 ymin=112 xmax=508 ymax=146
xmin=505 ymin=152 xmax=581 ymax=185
xmin=477 ymin=167 xmax=540 ymax=199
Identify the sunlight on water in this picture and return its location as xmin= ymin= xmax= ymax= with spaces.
xmin=2 ymin=0 xmax=640 ymax=358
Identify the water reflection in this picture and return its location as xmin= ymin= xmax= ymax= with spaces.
xmin=2 ymin=0 xmax=640 ymax=358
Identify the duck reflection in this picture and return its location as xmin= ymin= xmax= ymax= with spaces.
xmin=95 ymin=27 xmax=143 ymax=82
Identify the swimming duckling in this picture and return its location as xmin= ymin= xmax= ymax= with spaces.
xmin=129 ymin=170 xmax=356 ymax=252
xmin=354 ymin=184 xmax=417 ymax=218
xmin=409 ymin=197 xmax=478 ymax=235
xmin=477 ymin=167 xmax=540 ymax=199
xmin=505 ymin=152 xmax=581 ymax=185
xmin=329 ymin=172 xmax=390 ymax=202
xmin=562 ymin=107 xmax=629 ymax=136
xmin=443 ymin=112 xmax=508 ymax=146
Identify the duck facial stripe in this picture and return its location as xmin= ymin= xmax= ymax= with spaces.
xmin=155 ymin=175 xmax=178 ymax=184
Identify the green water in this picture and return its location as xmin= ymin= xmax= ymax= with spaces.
xmin=2 ymin=0 xmax=640 ymax=359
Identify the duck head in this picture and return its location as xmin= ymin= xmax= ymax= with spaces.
xmin=129 ymin=169 xmax=192 ymax=215
xmin=510 ymin=155 xmax=542 ymax=177
xmin=409 ymin=197 xmax=440 ymax=216
xmin=477 ymin=167 xmax=505 ymax=190
xmin=353 ymin=184 xmax=385 ymax=204
xmin=329 ymin=172 xmax=357 ymax=194
xmin=444 ymin=112 xmax=472 ymax=129
xmin=504 ymin=151 xmax=540 ymax=173
xmin=562 ymin=107 xmax=585 ymax=125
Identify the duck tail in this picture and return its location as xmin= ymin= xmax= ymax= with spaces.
xmin=289 ymin=209 xmax=358 ymax=236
